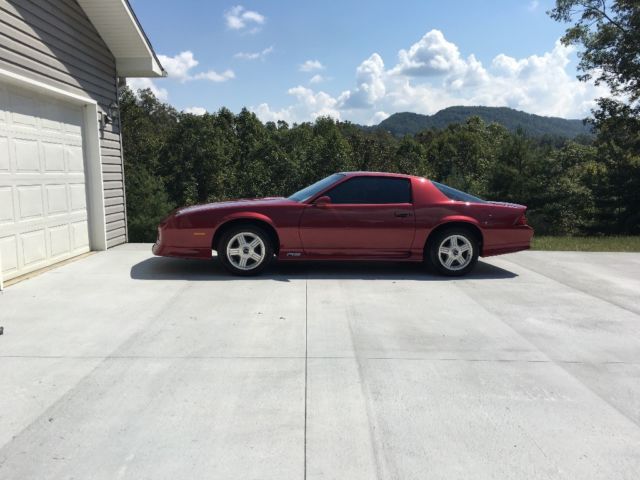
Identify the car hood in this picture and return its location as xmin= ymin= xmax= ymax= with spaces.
xmin=175 ymin=197 xmax=295 ymax=215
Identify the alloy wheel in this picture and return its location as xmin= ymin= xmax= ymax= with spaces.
xmin=226 ymin=232 xmax=266 ymax=271
xmin=438 ymin=234 xmax=473 ymax=271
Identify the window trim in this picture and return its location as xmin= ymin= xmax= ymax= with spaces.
xmin=309 ymin=175 xmax=413 ymax=206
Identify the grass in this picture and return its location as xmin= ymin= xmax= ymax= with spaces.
xmin=531 ymin=236 xmax=640 ymax=252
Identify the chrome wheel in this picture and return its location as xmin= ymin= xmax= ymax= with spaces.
xmin=226 ymin=232 xmax=266 ymax=271
xmin=438 ymin=234 xmax=473 ymax=271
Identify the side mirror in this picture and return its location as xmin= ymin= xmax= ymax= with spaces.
xmin=314 ymin=195 xmax=332 ymax=207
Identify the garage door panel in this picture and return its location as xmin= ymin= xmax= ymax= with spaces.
xmin=21 ymin=229 xmax=46 ymax=266
xmin=0 ymin=82 xmax=92 ymax=282
xmin=41 ymin=115 xmax=62 ymax=133
xmin=0 ymin=187 xmax=13 ymax=223
xmin=17 ymin=185 xmax=43 ymax=219
xmin=41 ymin=101 xmax=66 ymax=132
xmin=49 ymin=224 xmax=71 ymax=257
xmin=9 ymin=91 xmax=38 ymax=127
xmin=14 ymin=138 xmax=40 ymax=171
xmin=66 ymin=144 xmax=84 ymax=172
xmin=0 ymin=235 xmax=18 ymax=274
xmin=0 ymin=136 xmax=8 ymax=171
xmin=71 ymin=220 xmax=89 ymax=250
xmin=46 ymin=184 xmax=68 ymax=215
xmin=0 ymin=86 xmax=7 ymax=123
xmin=69 ymin=183 xmax=86 ymax=211
xmin=43 ymin=141 xmax=65 ymax=171
xmin=62 ymin=107 xmax=83 ymax=136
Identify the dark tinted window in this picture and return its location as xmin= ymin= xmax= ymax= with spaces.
xmin=432 ymin=181 xmax=486 ymax=203
xmin=325 ymin=177 xmax=411 ymax=204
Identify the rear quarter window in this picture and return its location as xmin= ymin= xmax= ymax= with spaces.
xmin=431 ymin=181 xmax=487 ymax=203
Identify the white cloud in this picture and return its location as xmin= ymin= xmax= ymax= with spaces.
xmin=225 ymin=5 xmax=265 ymax=31
xmin=158 ymin=51 xmax=199 ymax=82
xmin=183 ymin=106 xmax=207 ymax=115
xmin=392 ymin=30 xmax=467 ymax=77
xmin=299 ymin=60 xmax=325 ymax=72
xmin=371 ymin=111 xmax=390 ymax=123
xmin=288 ymin=86 xmax=341 ymax=119
xmin=193 ymin=69 xmax=236 ymax=82
xmin=528 ymin=0 xmax=540 ymax=12
xmin=252 ymin=103 xmax=295 ymax=123
xmin=309 ymin=74 xmax=328 ymax=84
xmin=157 ymin=51 xmax=234 ymax=83
xmin=340 ymin=53 xmax=387 ymax=109
xmin=251 ymin=86 xmax=340 ymax=124
xmin=126 ymin=78 xmax=168 ymax=101
xmin=234 ymin=46 xmax=274 ymax=61
xmin=253 ymin=30 xmax=607 ymax=125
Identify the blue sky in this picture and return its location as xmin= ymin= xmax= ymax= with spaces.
xmin=128 ymin=0 xmax=605 ymax=124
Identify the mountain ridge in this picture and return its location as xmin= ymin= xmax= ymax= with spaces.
xmin=362 ymin=106 xmax=592 ymax=138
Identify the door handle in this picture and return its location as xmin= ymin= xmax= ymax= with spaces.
xmin=394 ymin=211 xmax=411 ymax=218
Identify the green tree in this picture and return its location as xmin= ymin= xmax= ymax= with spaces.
xmin=394 ymin=136 xmax=432 ymax=177
xmin=550 ymin=1 xmax=640 ymax=102
xmin=550 ymin=0 xmax=640 ymax=233
xmin=529 ymin=142 xmax=598 ymax=234
xmin=589 ymin=100 xmax=640 ymax=232
xmin=119 ymin=87 xmax=177 ymax=241
xmin=426 ymin=117 xmax=506 ymax=196
xmin=306 ymin=117 xmax=355 ymax=181
xmin=125 ymin=166 xmax=174 ymax=242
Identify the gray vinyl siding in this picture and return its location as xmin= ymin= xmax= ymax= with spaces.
xmin=0 ymin=0 xmax=127 ymax=247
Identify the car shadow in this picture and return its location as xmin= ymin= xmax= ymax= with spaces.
xmin=130 ymin=257 xmax=517 ymax=282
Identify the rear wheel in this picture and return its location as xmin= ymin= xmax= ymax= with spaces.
xmin=218 ymin=226 xmax=273 ymax=276
xmin=427 ymin=228 xmax=479 ymax=276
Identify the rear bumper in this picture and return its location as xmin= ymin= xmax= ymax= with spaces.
xmin=482 ymin=244 xmax=531 ymax=257
xmin=482 ymin=226 xmax=534 ymax=257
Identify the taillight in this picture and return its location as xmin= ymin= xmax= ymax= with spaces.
xmin=515 ymin=213 xmax=527 ymax=226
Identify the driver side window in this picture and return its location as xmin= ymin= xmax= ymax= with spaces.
xmin=325 ymin=177 xmax=411 ymax=204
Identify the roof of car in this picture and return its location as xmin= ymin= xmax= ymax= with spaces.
xmin=339 ymin=171 xmax=421 ymax=180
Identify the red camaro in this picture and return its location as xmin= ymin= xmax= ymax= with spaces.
xmin=153 ymin=172 xmax=533 ymax=276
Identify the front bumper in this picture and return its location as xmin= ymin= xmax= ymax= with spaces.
xmin=152 ymin=225 xmax=213 ymax=259
xmin=152 ymin=242 xmax=209 ymax=258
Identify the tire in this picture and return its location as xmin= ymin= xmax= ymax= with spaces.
xmin=217 ymin=225 xmax=274 ymax=276
xmin=427 ymin=227 xmax=479 ymax=276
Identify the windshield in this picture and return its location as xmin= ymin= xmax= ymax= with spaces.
xmin=288 ymin=173 xmax=345 ymax=202
xmin=432 ymin=181 xmax=487 ymax=203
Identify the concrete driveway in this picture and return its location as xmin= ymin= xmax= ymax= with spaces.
xmin=1 ymin=244 xmax=640 ymax=479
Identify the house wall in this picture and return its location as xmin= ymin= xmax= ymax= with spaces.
xmin=0 ymin=0 xmax=127 ymax=247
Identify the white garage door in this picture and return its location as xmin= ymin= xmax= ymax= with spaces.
xmin=0 ymin=82 xmax=90 ymax=282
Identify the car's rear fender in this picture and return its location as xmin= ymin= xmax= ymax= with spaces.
xmin=417 ymin=216 xmax=484 ymax=254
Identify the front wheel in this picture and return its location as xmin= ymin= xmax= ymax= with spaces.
xmin=427 ymin=228 xmax=479 ymax=276
xmin=218 ymin=226 xmax=273 ymax=276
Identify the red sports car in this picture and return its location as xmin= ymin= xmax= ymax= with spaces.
xmin=153 ymin=172 xmax=533 ymax=276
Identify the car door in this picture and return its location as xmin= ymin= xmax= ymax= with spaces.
xmin=299 ymin=176 xmax=415 ymax=257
